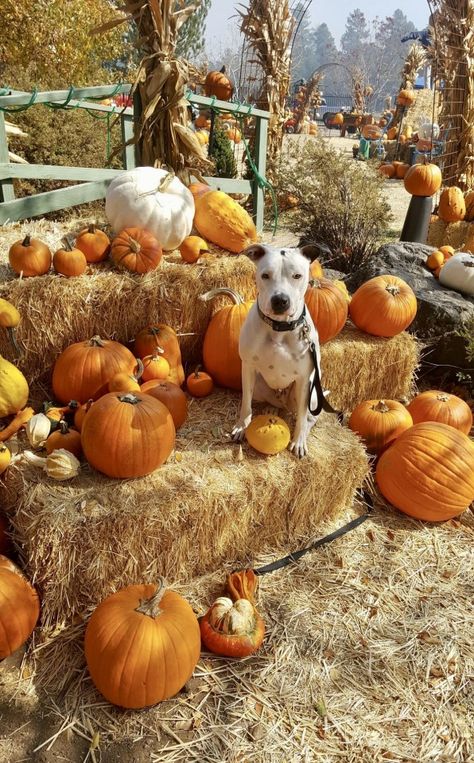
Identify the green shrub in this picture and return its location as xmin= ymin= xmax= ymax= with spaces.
xmin=275 ymin=139 xmax=392 ymax=274
xmin=209 ymin=128 xmax=237 ymax=179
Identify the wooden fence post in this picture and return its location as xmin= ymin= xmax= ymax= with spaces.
xmin=252 ymin=115 xmax=268 ymax=232
xmin=0 ymin=112 xmax=15 ymax=203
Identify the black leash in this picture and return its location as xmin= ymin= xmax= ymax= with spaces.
xmin=253 ymin=488 xmax=373 ymax=576
xmin=308 ymin=340 xmax=343 ymax=423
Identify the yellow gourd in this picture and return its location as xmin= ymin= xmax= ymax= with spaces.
xmin=0 ymin=356 xmax=29 ymax=418
xmin=245 ymin=415 xmax=291 ymax=455
xmin=0 ymin=298 xmax=21 ymax=354
xmin=194 ymin=191 xmax=258 ymax=254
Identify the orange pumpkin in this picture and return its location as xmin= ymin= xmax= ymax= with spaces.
xmin=81 ymin=392 xmax=175 ymax=478
xmin=348 ymin=399 xmax=413 ymax=453
xmin=387 ymin=127 xmax=398 ymax=140
xmin=201 ymin=288 xmax=253 ymax=390
xmin=200 ymin=596 xmax=265 ymax=658
xmin=376 ymin=422 xmax=474 ymax=522
xmin=187 ymin=368 xmax=214 ymax=397
xmin=463 ymin=190 xmax=474 ymax=222
xmin=226 ymin=127 xmax=241 ymax=144
xmin=133 ymin=325 xmax=185 ymax=387
xmin=111 ymin=228 xmax=162 ymax=274
xmin=397 ymin=88 xmax=416 ymax=106
xmin=349 ymin=275 xmax=417 ymax=337
xmin=404 ymin=162 xmax=442 ymax=197
xmin=9 ymin=235 xmax=52 ymax=277
xmin=52 ymin=336 xmax=137 ymax=404
xmin=141 ymin=354 xmax=171 ymax=383
xmin=195 ymin=114 xmax=211 ymax=130
xmin=74 ymin=399 xmax=93 ymax=432
xmin=75 ymin=224 xmax=110 ymax=263
xmin=84 ymin=579 xmax=200 ymax=708
xmin=0 ymin=555 xmax=40 ymax=659
xmin=53 ymin=238 xmax=88 ymax=277
xmin=439 ymin=245 xmax=455 ymax=259
xmin=304 ymin=278 xmax=348 ymax=343
xmin=108 ymin=361 xmax=142 ymax=393
xmin=394 ymin=162 xmax=410 ymax=179
xmin=332 ymin=113 xmax=344 ymax=126
xmin=204 ymin=67 xmax=233 ymax=100
xmin=407 ymin=390 xmax=472 ymax=435
xmin=426 ymin=250 xmax=444 ymax=270
xmin=438 ymin=187 xmax=466 ymax=222
xmin=45 ymin=421 xmax=83 ymax=458
xmin=379 ymin=164 xmax=395 ymax=179
xmin=140 ymin=380 xmax=188 ymax=429
xmin=179 ymin=236 xmax=210 ymax=264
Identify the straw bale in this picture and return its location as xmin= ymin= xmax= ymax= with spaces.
xmin=427 ymin=217 xmax=448 ymax=247
xmin=0 ymin=219 xmax=419 ymax=414
xmin=6 ymin=494 xmax=474 ymax=763
xmin=3 ymin=390 xmax=369 ymax=631
xmin=429 ymin=219 xmax=474 ymax=250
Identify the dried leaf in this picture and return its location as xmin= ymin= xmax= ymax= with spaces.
xmin=249 ymin=722 xmax=266 ymax=741
xmin=429 ymin=666 xmax=444 ymax=678
xmin=366 ymin=529 xmax=375 ymax=542
xmin=89 ymin=732 xmax=100 ymax=751
xmin=418 ymin=631 xmax=440 ymax=645
xmin=314 ymin=699 xmax=327 ymax=718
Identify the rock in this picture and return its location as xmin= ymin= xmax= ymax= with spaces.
xmin=347 ymin=242 xmax=474 ymax=368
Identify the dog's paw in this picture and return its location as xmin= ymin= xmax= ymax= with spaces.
xmin=289 ymin=435 xmax=308 ymax=459
xmin=231 ymin=423 xmax=246 ymax=442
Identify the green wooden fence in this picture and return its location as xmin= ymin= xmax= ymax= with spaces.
xmin=0 ymin=84 xmax=270 ymax=230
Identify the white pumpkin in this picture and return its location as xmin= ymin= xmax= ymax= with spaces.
xmin=439 ymin=252 xmax=474 ymax=296
xmin=105 ymin=167 xmax=195 ymax=251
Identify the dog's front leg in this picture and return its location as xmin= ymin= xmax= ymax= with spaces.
xmin=289 ymin=375 xmax=311 ymax=458
xmin=231 ymin=361 xmax=257 ymax=441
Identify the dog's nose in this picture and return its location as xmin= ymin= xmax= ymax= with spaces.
xmin=271 ymin=292 xmax=291 ymax=314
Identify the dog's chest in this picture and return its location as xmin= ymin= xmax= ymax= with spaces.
xmin=248 ymin=331 xmax=311 ymax=389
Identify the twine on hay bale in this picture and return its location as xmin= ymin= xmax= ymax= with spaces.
xmin=3 ymin=390 xmax=369 ymax=631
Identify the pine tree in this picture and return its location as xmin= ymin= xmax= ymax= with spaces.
xmin=209 ymin=128 xmax=237 ymax=178
xmin=176 ymin=0 xmax=211 ymax=60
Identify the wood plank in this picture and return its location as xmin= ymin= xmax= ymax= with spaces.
xmin=0 ymin=114 xmax=15 ymax=202
xmin=0 ymin=164 xmax=123 ymax=181
xmin=0 ymin=180 xmax=113 ymax=224
xmin=252 ymin=117 xmax=268 ymax=232
xmin=0 ymin=85 xmax=132 ymax=107
xmin=121 ymin=114 xmax=136 ymax=170
xmin=201 ymin=177 xmax=252 ymax=194
xmin=188 ymin=93 xmax=270 ymax=120
xmin=69 ymin=99 xmax=133 ymax=116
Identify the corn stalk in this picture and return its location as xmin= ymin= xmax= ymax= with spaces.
xmin=238 ymin=1 xmax=294 ymax=182
xmin=390 ymin=44 xmax=427 ymax=129
xmin=351 ymin=67 xmax=372 ymax=114
xmin=294 ymin=72 xmax=324 ymax=134
xmin=434 ymin=0 xmax=474 ymax=189
xmin=95 ymin=0 xmax=211 ymax=181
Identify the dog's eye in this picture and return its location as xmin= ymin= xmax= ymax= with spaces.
xmin=292 ymin=273 xmax=303 ymax=280
xmin=261 ymin=273 xmax=270 ymax=280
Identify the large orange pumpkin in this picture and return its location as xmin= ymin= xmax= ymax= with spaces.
xmin=84 ymin=579 xmax=200 ymax=708
xmin=404 ymin=163 xmax=442 ymax=197
xmin=376 ymin=422 xmax=474 ymax=522
xmin=0 ymin=555 xmax=40 ymax=659
xmin=52 ymin=336 xmax=137 ymax=404
xmin=9 ymin=235 xmax=52 ymax=277
xmin=133 ymin=325 xmax=185 ymax=386
xmin=304 ymin=278 xmax=348 ymax=343
xmin=204 ymin=67 xmax=233 ymax=100
xmin=81 ymin=392 xmax=175 ymax=478
xmin=348 ymin=399 xmax=413 ymax=453
xmin=111 ymin=228 xmax=162 ymax=274
xmin=349 ymin=275 xmax=417 ymax=337
xmin=407 ymin=390 xmax=472 ymax=435
xmin=437 ymin=187 xmax=466 ymax=222
xmin=201 ymin=288 xmax=254 ymax=390
xmin=140 ymin=380 xmax=188 ymax=429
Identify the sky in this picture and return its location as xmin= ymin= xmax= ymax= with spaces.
xmin=204 ymin=0 xmax=429 ymax=51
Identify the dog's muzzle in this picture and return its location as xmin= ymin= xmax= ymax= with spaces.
xmin=270 ymin=292 xmax=291 ymax=314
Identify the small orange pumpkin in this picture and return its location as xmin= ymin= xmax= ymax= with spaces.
xmin=187 ymin=368 xmax=214 ymax=397
xmin=45 ymin=421 xmax=82 ymax=459
xmin=179 ymin=236 xmax=210 ymax=264
xmin=204 ymin=67 xmax=233 ymax=101
xmin=305 ymin=278 xmax=348 ymax=343
xmin=111 ymin=228 xmax=162 ymax=274
xmin=141 ymin=354 xmax=171 ymax=383
xmin=397 ymin=88 xmax=416 ymax=107
xmin=75 ymin=224 xmax=111 ymax=263
xmin=74 ymin=399 xmax=93 ymax=432
xmin=438 ymin=187 xmax=466 ymax=222
xmin=140 ymin=380 xmax=188 ymax=429
xmin=394 ymin=162 xmax=410 ymax=179
xmin=348 ymin=399 xmax=413 ymax=453
xmin=9 ymin=235 xmax=52 ymax=277
xmin=379 ymin=164 xmax=395 ymax=179
xmin=427 ymin=250 xmax=445 ymax=270
xmin=349 ymin=275 xmax=417 ymax=337
xmin=53 ymin=238 xmax=88 ymax=277
xmin=133 ymin=325 xmax=184 ymax=387
xmin=439 ymin=245 xmax=455 ymax=259
xmin=407 ymin=390 xmax=472 ymax=435
xmin=200 ymin=596 xmax=265 ymax=658
xmin=0 ymin=555 xmax=40 ymax=659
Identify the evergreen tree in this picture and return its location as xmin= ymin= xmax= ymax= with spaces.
xmin=341 ymin=9 xmax=370 ymax=56
xmin=291 ymin=3 xmax=316 ymax=82
xmin=311 ymin=23 xmax=344 ymax=94
xmin=209 ymin=128 xmax=237 ymax=179
xmin=176 ymin=0 xmax=211 ymax=60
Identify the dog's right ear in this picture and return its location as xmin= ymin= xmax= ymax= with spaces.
xmin=241 ymin=244 xmax=267 ymax=261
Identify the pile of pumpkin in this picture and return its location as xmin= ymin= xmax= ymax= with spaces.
xmin=348 ymin=390 xmax=474 ymax=523
xmin=0 ymin=526 xmax=265 ymax=709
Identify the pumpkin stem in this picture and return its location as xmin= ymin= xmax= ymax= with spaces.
xmin=373 ymin=400 xmax=390 ymax=413
xmin=385 ymin=285 xmax=400 ymax=296
xmin=194 ymin=365 xmax=202 ymax=378
xmin=226 ymin=569 xmax=258 ymax=603
xmin=134 ymin=358 xmax=144 ymax=380
xmin=436 ymin=393 xmax=450 ymax=402
xmin=62 ymin=236 xmax=74 ymax=252
xmin=67 ymin=400 xmax=80 ymax=411
xmin=135 ymin=579 xmax=166 ymax=618
xmin=22 ymin=234 xmax=31 ymax=248
xmin=88 ymin=224 xmax=97 ymax=233
xmin=58 ymin=420 xmax=69 ymax=434
xmin=199 ymin=287 xmax=244 ymax=305
xmin=118 ymin=393 xmax=140 ymax=405
xmin=6 ymin=326 xmax=20 ymax=356
xmin=89 ymin=336 xmax=106 ymax=347
xmin=126 ymin=236 xmax=141 ymax=254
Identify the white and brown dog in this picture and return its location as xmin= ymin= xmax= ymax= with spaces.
xmin=231 ymin=243 xmax=337 ymax=458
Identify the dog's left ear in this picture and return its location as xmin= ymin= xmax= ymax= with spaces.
xmin=241 ymin=244 xmax=267 ymax=261
xmin=300 ymin=244 xmax=324 ymax=263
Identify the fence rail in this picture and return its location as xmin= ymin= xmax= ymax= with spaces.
xmin=0 ymin=84 xmax=270 ymax=229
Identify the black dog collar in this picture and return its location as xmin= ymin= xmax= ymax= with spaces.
xmin=257 ymin=301 xmax=307 ymax=332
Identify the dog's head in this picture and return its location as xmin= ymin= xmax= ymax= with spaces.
xmin=242 ymin=243 xmax=320 ymax=320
